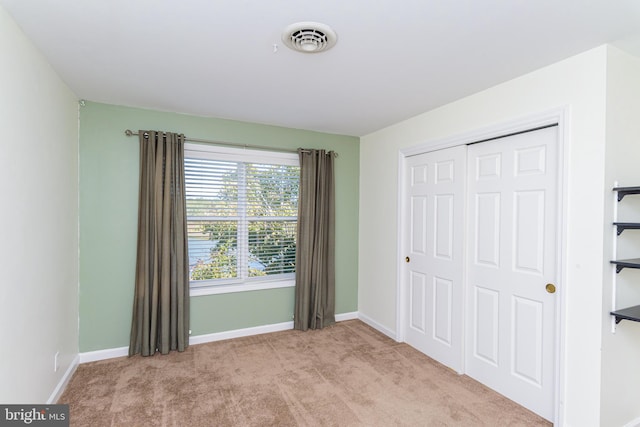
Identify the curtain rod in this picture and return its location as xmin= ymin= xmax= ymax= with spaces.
xmin=124 ymin=130 xmax=337 ymax=157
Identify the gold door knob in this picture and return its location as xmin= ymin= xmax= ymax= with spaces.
xmin=405 ymin=256 xmax=410 ymax=263
xmin=545 ymin=283 xmax=556 ymax=294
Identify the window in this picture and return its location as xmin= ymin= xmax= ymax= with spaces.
xmin=184 ymin=143 xmax=299 ymax=295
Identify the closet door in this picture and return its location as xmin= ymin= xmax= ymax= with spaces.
xmin=402 ymin=145 xmax=466 ymax=372
xmin=465 ymin=126 xmax=558 ymax=421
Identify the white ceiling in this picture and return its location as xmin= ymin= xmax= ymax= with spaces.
xmin=2 ymin=0 xmax=640 ymax=137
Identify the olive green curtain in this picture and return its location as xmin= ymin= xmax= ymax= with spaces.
xmin=294 ymin=148 xmax=336 ymax=331
xmin=129 ymin=130 xmax=190 ymax=356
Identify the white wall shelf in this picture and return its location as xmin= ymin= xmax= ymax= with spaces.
xmin=611 ymin=186 xmax=640 ymax=326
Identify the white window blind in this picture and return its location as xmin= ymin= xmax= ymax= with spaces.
xmin=184 ymin=144 xmax=299 ymax=288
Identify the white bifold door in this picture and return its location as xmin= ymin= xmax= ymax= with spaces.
xmin=402 ymin=126 xmax=558 ymax=421
xmin=403 ymin=145 xmax=467 ymax=373
xmin=465 ymin=126 xmax=557 ymax=420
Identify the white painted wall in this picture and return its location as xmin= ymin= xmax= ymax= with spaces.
xmin=600 ymin=47 xmax=640 ymax=427
xmin=0 ymin=5 xmax=79 ymax=403
xmin=359 ymin=46 xmax=610 ymax=426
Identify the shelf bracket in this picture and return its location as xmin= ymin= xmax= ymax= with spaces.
xmin=614 ymin=186 xmax=640 ymax=202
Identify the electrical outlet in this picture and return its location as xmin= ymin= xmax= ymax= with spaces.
xmin=54 ymin=352 xmax=60 ymax=372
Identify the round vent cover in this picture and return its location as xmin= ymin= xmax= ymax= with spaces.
xmin=282 ymin=22 xmax=337 ymax=53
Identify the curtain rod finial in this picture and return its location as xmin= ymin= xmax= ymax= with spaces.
xmin=125 ymin=129 xmax=134 ymax=136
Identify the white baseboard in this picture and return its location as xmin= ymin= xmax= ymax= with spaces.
xmin=335 ymin=311 xmax=358 ymax=321
xmin=191 ymin=311 xmax=359 ymax=345
xmin=78 ymin=312 xmax=361 ymax=363
xmin=357 ymin=312 xmax=397 ymax=340
xmin=48 ymin=354 xmax=79 ymax=404
xmin=624 ymin=417 xmax=640 ymax=427
xmin=189 ymin=320 xmax=294 ymax=345
xmin=79 ymin=346 xmax=129 ymax=363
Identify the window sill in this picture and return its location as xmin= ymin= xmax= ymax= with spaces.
xmin=189 ymin=278 xmax=295 ymax=296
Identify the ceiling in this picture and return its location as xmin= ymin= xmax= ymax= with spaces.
xmin=2 ymin=0 xmax=640 ymax=137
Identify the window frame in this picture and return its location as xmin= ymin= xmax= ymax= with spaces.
xmin=184 ymin=142 xmax=299 ymax=296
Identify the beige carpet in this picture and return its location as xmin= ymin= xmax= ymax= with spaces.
xmin=60 ymin=320 xmax=550 ymax=426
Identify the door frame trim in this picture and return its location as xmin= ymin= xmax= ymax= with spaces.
xmin=395 ymin=106 xmax=569 ymax=425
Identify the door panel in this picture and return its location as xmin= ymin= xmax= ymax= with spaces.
xmin=475 ymin=192 xmax=501 ymax=266
xmin=512 ymin=296 xmax=543 ymax=386
xmin=465 ymin=126 xmax=558 ymax=421
xmin=514 ymin=190 xmax=545 ymax=273
xmin=410 ymin=272 xmax=426 ymax=332
xmin=474 ymin=286 xmax=500 ymax=366
xmin=411 ymin=196 xmax=427 ymax=254
xmin=434 ymin=194 xmax=454 ymax=259
xmin=433 ymin=276 xmax=453 ymax=344
xmin=403 ymin=145 xmax=466 ymax=373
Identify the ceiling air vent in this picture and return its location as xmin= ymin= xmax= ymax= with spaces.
xmin=282 ymin=22 xmax=337 ymax=53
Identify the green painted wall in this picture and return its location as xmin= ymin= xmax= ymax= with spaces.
xmin=79 ymin=101 xmax=359 ymax=352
